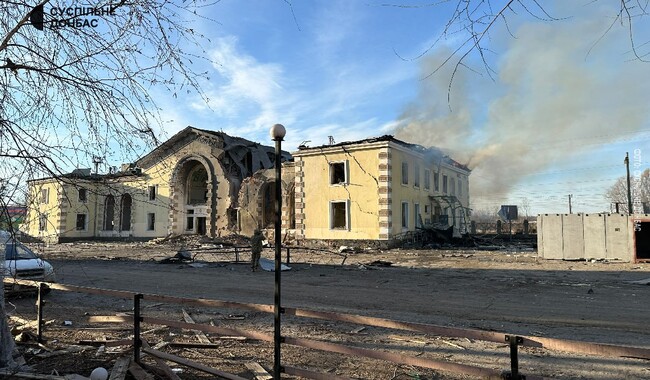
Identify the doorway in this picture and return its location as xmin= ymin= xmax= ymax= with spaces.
xmin=197 ymin=217 xmax=207 ymax=235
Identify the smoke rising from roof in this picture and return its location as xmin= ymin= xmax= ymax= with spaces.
xmin=393 ymin=6 xmax=650 ymax=206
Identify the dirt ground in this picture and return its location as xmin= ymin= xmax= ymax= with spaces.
xmin=5 ymin=239 xmax=650 ymax=379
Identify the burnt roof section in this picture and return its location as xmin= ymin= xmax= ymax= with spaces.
xmin=296 ymin=135 xmax=470 ymax=172
xmin=136 ymin=126 xmax=292 ymax=170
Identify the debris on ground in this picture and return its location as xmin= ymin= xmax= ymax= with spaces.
xmin=259 ymin=258 xmax=291 ymax=271
xmin=159 ymin=249 xmax=193 ymax=264
xmin=366 ymin=260 xmax=393 ymax=267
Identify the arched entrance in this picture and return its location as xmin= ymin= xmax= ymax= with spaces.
xmin=170 ymin=158 xmax=214 ymax=236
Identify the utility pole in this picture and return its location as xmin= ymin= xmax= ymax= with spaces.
xmin=625 ymin=152 xmax=633 ymax=214
xmin=568 ymin=194 xmax=572 ymax=214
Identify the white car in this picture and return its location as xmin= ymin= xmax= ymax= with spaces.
xmin=2 ymin=231 xmax=55 ymax=293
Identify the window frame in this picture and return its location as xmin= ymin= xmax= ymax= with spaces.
xmin=329 ymin=200 xmax=350 ymax=230
xmin=329 ymin=161 xmax=349 ymax=186
xmin=40 ymin=188 xmax=49 ymax=204
xmin=147 ymin=212 xmax=156 ymax=231
xmin=424 ymin=169 xmax=431 ymax=191
xmin=414 ymin=163 xmax=420 ymax=188
xmin=38 ymin=213 xmax=48 ymax=231
xmin=148 ymin=185 xmax=157 ymax=201
xmin=401 ymin=162 xmax=409 ymax=185
xmin=78 ymin=188 xmax=87 ymax=203
xmin=414 ymin=203 xmax=421 ymax=228
xmin=401 ymin=201 xmax=409 ymax=230
xmin=442 ymin=174 xmax=448 ymax=194
xmin=434 ymin=171 xmax=439 ymax=192
xmin=75 ymin=213 xmax=87 ymax=231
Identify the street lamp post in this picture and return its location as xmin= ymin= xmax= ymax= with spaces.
xmin=270 ymin=123 xmax=286 ymax=379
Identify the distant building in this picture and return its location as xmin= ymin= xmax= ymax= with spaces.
xmin=24 ymin=129 xmax=470 ymax=244
xmin=0 ymin=205 xmax=26 ymax=230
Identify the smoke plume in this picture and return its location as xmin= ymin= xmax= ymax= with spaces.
xmin=394 ymin=6 xmax=650 ymax=204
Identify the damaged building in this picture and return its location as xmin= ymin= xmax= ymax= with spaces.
xmin=292 ymin=136 xmax=471 ymax=243
xmin=24 ymin=127 xmax=292 ymax=243
xmin=24 ymin=129 xmax=470 ymax=244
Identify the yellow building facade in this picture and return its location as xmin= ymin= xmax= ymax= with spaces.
xmin=24 ymin=131 xmax=470 ymax=244
xmin=292 ymin=136 xmax=471 ymax=242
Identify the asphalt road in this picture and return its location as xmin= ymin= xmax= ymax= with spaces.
xmin=50 ymin=256 xmax=650 ymax=348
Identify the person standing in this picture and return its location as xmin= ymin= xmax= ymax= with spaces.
xmin=250 ymin=229 xmax=263 ymax=271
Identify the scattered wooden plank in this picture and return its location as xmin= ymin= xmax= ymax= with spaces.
xmin=78 ymin=339 xmax=132 ymax=347
xmin=108 ymin=356 xmax=131 ymax=380
xmin=143 ymin=326 xmax=169 ymax=335
xmin=0 ymin=369 xmax=67 ymax=379
xmin=35 ymin=345 xmax=93 ymax=358
xmin=167 ymin=342 xmax=221 ymax=349
xmin=128 ymin=362 xmax=155 ymax=380
xmin=349 ymin=326 xmax=366 ymax=334
xmin=89 ymin=316 xmax=133 ymax=323
xmin=244 ymin=361 xmax=272 ymax=380
xmin=388 ymin=334 xmax=428 ymax=345
xmin=142 ymin=347 xmax=248 ymax=380
xmin=439 ymin=339 xmax=466 ymax=350
xmin=141 ymin=339 xmax=181 ymax=380
xmin=181 ymin=309 xmax=211 ymax=344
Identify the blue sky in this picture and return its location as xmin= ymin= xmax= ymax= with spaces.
xmin=142 ymin=1 xmax=649 ymax=215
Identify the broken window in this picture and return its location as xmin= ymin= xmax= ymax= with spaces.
xmin=401 ymin=162 xmax=408 ymax=185
xmin=40 ymin=188 xmax=49 ymax=204
xmin=187 ymin=165 xmax=208 ymax=205
xmin=330 ymin=201 xmax=349 ymax=230
xmin=104 ymin=195 xmax=115 ymax=231
xmin=401 ymin=202 xmax=409 ymax=229
xmin=414 ymin=163 xmax=420 ymax=188
xmin=442 ymin=175 xmax=448 ymax=194
xmin=78 ymin=188 xmax=87 ymax=203
xmin=424 ymin=169 xmax=431 ymax=190
xmin=148 ymin=185 xmax=156 ymax=201
xmin=76 ymin=213 xmax=86 ymax=231
xmin=38 ymin=213 xmax=47 ymax=231
xmin=147 ymin=213 xmax=155 ymax=231
xmin=330 ymin=161 xmax=347 ymax=185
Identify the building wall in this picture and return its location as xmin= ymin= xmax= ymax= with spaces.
xmin=295 ymin=144 xmax=383 ymax=240
xmin=24 ymin=180 xmax=64 ymax=243
xmin=389 ymin=143 xmax=470 ymax=236
xmin=537 ymin=213 xmax=638 ymax=262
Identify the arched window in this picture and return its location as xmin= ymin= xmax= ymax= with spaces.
xmin=120 ymin=194 xmax=132 ymax=231
xmin=104 ymin=195 xmax=115 ymax=230
xmin=187 ymin=165 xmax=208 ymax=205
